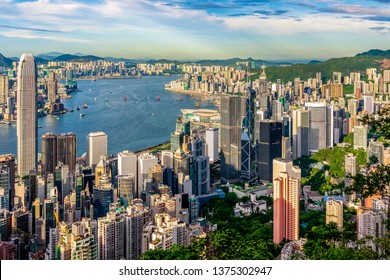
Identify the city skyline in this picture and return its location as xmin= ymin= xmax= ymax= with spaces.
xmin=0 ymin=0 xmax=390 ymax=60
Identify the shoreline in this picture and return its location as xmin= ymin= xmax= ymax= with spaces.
xmin=165 ymin=87 xmax=214 ymax=98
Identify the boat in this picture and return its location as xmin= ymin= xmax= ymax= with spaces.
xmin=83 ymin=104 xmax=88 ymax=109
xmin=179 ymin=95 xmax=183 ymax=101
xmin=123 ymin=96 xmax=127 ymax=102
xmin=156 ymin=96 xmax=160 ymax=101
xmin=68 ymin=108 xmax=74 ymax=112
xmin=105 ymin=98 xmax=108 ymax=102
xmin=94 ymin=97 xmax=97 ymax=101
xmin=195 ymin=103 xmax=200 ymax=108
xmin=38 ymin=125 xmax=42 ymax=128
xmin=80 ymin=113 xmax=85 ymax=118
xmin=76 ymin=106 xmax=80 ymax=111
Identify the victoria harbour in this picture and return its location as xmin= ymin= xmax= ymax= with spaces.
xmin=0 ymin=75 xmax=215 ymax=156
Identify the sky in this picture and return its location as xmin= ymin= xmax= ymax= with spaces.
xmin=0 ymin=0 xmax=390 ymax=60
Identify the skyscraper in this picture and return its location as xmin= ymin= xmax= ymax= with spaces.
xmin=0 ymin=75 xmax=9 ymax=104
xmin=0 ymin=155 xmax=15 ymax=210
xmin=191 ymin=156 xmax=210 ymax=196
xmin=291 ymin=109 xmax=309 ymax=159
xmin=93 ymin=173 xmax=113 ymax=218
xmin=47 ymin=71 xmax=58 ymax=103
xmin=41 ymin=133 xmax=77 ymax=174
xmin=118 ymin=150 xmax=137 ymax=176
xmin=241 ymin=88 xmax=256 ymax=180
xmin=220 ymin=94 xmax=242 ymax=184
xmin=137 ymin=153 xmax=158 ymax=197
xmin=41 ymin=133 xmax=57 ymax=174
xmin=273 ymin=172 xmax=300 ymax=244
xmin=0 ymin=167 xmax=10 ymax=210
xmin=17 ymin=54 xmax=37 ymax=177
xmin=305 ymin=102 xmax=333 ymax=153
xmin=205 ymin=128 xmax=219 ymax=163
xmin=86 ymin=132 xmax=108 ymax=170
xmin=257 ymin=120 xmax=282 ymax=182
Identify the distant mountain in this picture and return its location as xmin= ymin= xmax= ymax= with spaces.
xmin=52 ymin=54 xmax=105 ymax=62
xmin=251 ymin=49 xmax=390 ymax=82
xmin=0 ymin=53 xmax=13 ymax=68
xmin=194 ymin=57 xmax=291 ymax=67
xmin=36 ymin=52 xmax=64 ymax=60
xmin=308 ymin=60 xmax=322 ymax=64
xmin=35 ymin=57 xmax=49 ymax=65
xmin=103 ymin=56 xmax=136 ymax=63
xmin=355 ymin=49 xmax=390 ymax=57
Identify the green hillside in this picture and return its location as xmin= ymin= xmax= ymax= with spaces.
xmin=251 ymin=50 xmax=390 ymax=83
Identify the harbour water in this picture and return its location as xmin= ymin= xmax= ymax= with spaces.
xmin=0 ymin=75 xmax=215 ymax=156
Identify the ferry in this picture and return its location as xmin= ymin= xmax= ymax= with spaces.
xmin=83 ymin=104 xmax=88 ymax=109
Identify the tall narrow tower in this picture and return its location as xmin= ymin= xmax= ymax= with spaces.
xmin=17 ymin=54 xmax=37 ymax=177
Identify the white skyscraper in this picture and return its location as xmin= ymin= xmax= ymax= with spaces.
xmin=118 ymin=150 xmax=137 ymax=176
xmin=86 ymin=132 xmax=108 ymax=170
xmin=205 ymin=128 xmax=219 ymax=163
xmin=17 ymin=54 xmax=37 ymax=176
xmin=137 ymin=153 xmax=158 ymax=197
xmin=364 ymin=95 xmax=374 ymax=114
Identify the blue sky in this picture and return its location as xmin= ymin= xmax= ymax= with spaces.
xmin=0 ymin=0 xmax=390 ymax=60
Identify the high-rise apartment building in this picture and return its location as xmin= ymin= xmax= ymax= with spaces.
xmin=363 ymin=95 xmax=374 ymax=115
xmin=326 ymin=199 xmax=343 ymax=230
xmin=367 ymin=140 xmax=384 ymax=164
xmin=47 ymin=71 xmax=58 ymax=103
xmin=125 ymin=203 xmax=149 ymax=260
xmin=273 ymin=172 xmax=300 ymax=244
xmin=17 ymin=53 xmax=37 ymax=177
xmin=344 ymin=153 xmax=357 ymax=176
xmin=86 ymin=132 xmax=108 ymax=170
xmin=98 ymin=211 xmax=125 ymax=260
xmin=354 ymin=125 xmax=368 ymax=150
xmin=0 ymin=75 xmax=9 ymax=104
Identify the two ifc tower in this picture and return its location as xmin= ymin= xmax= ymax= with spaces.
xmin=17 ymin=53 xmax=38 ymax=177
